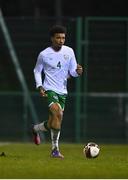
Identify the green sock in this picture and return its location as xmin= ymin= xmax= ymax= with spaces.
xmin=44 ymin=121 xmax=49 ymax=131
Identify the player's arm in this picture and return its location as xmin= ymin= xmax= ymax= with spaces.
xmin=34 ymin=53 xmax=47 ymax=97
xmin=34 ymin=53 xmax=43 ymax=89
xmin=69 ymin=50 xmax=83 ymax=77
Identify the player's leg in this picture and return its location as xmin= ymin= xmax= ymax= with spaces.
xmin=32 ymin=90 xmax=66 ymax=158
xmin=49 ymin=93 xmax=66 ymax=158
xmin=32 ymin=90 xmax=55 ymax=145
xmin=34 ymin=120 xmax=49 ymax=132
xmin=32 ymin=115 xmax=51 ymax=145
xmin=33 ymin=91 xmax=60 ymax=131
xmin=32 ymin=126 xmax=41 ymax=145
xmin=49 ymin=102 xmax=64 ymax=158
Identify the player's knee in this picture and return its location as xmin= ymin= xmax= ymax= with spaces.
xmin=50 ymin=103 xmax=62 ymax=119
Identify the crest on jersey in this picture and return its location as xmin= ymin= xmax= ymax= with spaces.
xmin=64 ymin=54 xmax=69 ymax=60
xmin=53 ymin=95 xmax=58 ymax=100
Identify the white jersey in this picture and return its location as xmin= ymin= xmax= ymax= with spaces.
xmin=34 ymin=45 xmax=78 ymax=95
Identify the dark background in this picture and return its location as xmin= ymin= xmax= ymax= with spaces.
xmin=0 ymin=0 xmax=128 ymax=17
xmin=0 ymin=0 xmax=128 ymax=143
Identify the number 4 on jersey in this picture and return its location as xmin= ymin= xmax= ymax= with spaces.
xmin=57 ymin=61 xmax=61 ymax=68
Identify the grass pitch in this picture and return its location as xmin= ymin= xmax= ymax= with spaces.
xmin=0 ymin=143 xmax=128 ymax=179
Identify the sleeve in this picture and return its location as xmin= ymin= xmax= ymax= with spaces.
xmin=33 ymin=53 xmax=44 ymax=88
xmin=69 ymin=49 xmax=79 ymax=77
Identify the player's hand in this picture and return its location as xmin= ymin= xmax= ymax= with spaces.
xmin=76 ymin=64 xmax=83 ymax=75
xmin=38 ymin=86 xmax=47 ymax=97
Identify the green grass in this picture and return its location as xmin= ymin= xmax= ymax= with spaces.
xmin=0 ymin=143 xmax=128 ymax=178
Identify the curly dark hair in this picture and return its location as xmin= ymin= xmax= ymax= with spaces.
xmin=49 ymin=25 xmax=67 ymax=37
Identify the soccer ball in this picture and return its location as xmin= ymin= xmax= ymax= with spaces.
xmin=83 ymin=142 xmax=100 ymax=158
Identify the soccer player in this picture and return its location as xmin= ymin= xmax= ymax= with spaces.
xmin=33 ymin=25 xmax=83 ymax=158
